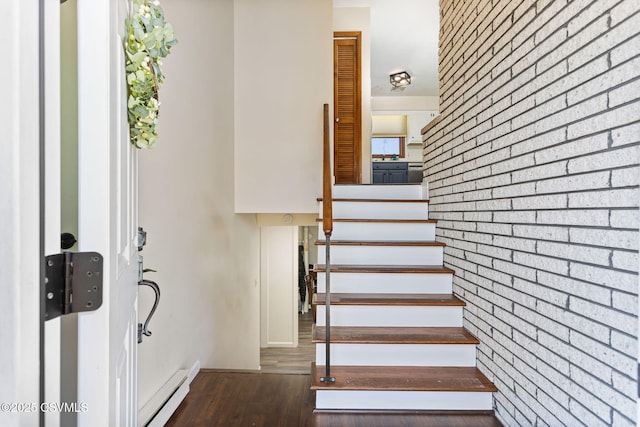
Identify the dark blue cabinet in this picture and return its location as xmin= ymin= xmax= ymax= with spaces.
xmin=372 ymin=162 xmax=408 ymax=184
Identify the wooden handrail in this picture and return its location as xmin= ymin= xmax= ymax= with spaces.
xmin=322 ymin=103 xmax=333 ymax=237
xmin=320 ymin=103 xmax=335 ymax=383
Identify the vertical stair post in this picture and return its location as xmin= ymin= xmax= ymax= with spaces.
xmin=321 ymin=103 xmax=335 ymax=383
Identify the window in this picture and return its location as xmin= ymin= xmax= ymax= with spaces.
xmin=371 ymin=136 xmax=405 ymax=158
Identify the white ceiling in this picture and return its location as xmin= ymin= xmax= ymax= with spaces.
xmin=334 ymin=0 xmax=440 ymax=97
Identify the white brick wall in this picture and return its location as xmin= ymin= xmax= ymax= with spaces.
xmin=425 ymin=0 xmax=639 ymax=425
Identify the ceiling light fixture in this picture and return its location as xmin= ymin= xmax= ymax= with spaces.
xmin=390 ymin=71 xmax=412 ymax=90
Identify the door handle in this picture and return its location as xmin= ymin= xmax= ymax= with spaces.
xmin=335 ymin=117 xmax=340 ymax=123
xmin=138 ymin=278 xmax=160 ymax=343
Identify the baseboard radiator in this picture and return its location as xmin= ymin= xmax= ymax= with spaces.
xmin=139 ymin=361 xmax=200 ymax=427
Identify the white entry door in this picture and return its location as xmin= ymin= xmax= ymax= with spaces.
xmin=76 ymin=0 xmax=139 ymax=426
xmin=1 ymin=0 xmax=137 ymax=426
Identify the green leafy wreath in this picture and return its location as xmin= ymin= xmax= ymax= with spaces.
xmin=124 ymin=0 xmax=177 ymax=149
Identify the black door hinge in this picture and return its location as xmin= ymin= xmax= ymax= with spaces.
xmin=45 ymin=252 xmax=104 ymax=321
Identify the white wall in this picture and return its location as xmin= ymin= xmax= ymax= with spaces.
xmin=371 ymin=95 xmax=439 ymax=111
xmin=137 ymin=0 xmax=261 ymax=410
xmin=234 ymin=0 xmax=333 ymax=213
xmin=334 ymin=7 xmax=372 ymax=184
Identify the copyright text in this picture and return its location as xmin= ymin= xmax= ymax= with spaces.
xmin=1 ymin=402 xmax=88 ymax=413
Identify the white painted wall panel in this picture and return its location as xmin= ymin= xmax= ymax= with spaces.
xmin=234 ymin=0 xmax=333 ymax=212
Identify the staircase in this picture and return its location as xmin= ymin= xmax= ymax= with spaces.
xmin=311 ymin=184 xmax=497 ymax=412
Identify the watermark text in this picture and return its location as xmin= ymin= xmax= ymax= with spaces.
xmin=1 ymin=402 xmax=88 ymax=413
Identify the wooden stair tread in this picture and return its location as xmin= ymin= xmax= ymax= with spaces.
xmin=311 ymin=364 xmax=498 ymax=392
xmin=312 ymin=326 xmax=479 ymax=344
xmin=315 ymin=240 xmax=445 ymax=247
xmin=317 ymin=218 xmax=437 ymax=223
xmin=317 ymin=198 xmax=429 ymax=203
xmin=333 ymin=183 xmax=422 ymax=186
xmin=314 ymin=264 xmax=455 ymax=274
xmin=313 ymin=293 xmax=465 ymax=306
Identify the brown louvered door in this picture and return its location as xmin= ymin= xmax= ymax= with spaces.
xmin=334 ymin=32 xmax=361 ymax=184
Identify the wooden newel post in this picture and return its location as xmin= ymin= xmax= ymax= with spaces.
xmin=320 ymin=103 xmax=335 ymax=383
xmin=322 ymin=103 xmax=333 ymax=237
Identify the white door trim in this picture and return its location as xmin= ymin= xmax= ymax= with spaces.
xmin=0 ymin=1 xmax=43 ymax=426
xmin=76 ymin=0 xmax=112 ymax=421
xmin=43 ymin=0 xmax=62 ymax=425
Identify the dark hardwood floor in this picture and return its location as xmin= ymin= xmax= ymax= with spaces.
xmin=165 ymin=371 xmax=503 ymax=426
xmin=166 ymin=313 xmax=503 ymax=427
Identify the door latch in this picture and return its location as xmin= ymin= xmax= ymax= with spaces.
xmin=136 ymin=226 xmax=160 ymax=343
xmin=44 ymin=252 xmax=104 ymax=321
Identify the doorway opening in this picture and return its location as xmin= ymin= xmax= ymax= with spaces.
xmin=259 ymin=224 xmax=317 ymax=374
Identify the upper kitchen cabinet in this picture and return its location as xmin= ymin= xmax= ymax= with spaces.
xmin=407 ymin=111 xmax=439 ymax=144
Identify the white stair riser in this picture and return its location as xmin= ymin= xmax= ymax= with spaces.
xmin=316 ymin=272 xmax=453 ymax=294
xmin=315 ymin=390 xmax=494 ymax=411
xmin=317 ymin=245 xmax=443 ymax=266
xmin=316 ymin=306 xmax=463 ymax=327
xmin=315 ymin=344 xmax=477 ymax=366
xmin=322 ymin=201 xmax=429 ymax=220
xmin=333 ymin=184 xmax=424 ymax=200
xmin=320 ymin=221 xmax=436 ymax=241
